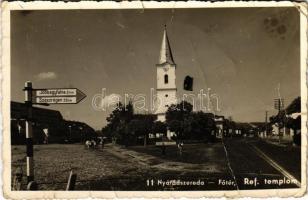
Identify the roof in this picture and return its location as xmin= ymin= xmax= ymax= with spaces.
xmin=64 ymin=120 xmax=95 ymax=132
xmin=11 ymin=101 xmax=63 ymax=123
xmin=158 ymin=26 xmax=175 ymax=65
xmin=285 ymin=96 xmax=300 ymax=114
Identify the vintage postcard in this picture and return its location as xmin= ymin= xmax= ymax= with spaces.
xmin=1 ymin=1 xmax=307 ymax=199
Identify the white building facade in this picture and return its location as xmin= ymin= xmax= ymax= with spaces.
xmin=155 ymin=27 xmax=177 ymax=122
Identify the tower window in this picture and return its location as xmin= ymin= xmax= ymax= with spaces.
xmin=164 ymin=74 xmax=168 ymax=84
xmin=165 ymin=94 xmax=168 ymax=97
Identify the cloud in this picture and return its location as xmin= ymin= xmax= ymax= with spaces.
xmin=36 ymin=72 xmax=57 ymax=81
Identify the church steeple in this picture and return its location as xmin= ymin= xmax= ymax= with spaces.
xmin=155 ymin=25 xmax=177 ymax=123
xmin=158 ymin=25 xmax=175 ymax=65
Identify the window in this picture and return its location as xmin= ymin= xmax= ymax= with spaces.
xmin=165 ymin=94 xmax=168 ymax=97
xmin=164 ymin=74 xmax=168 ymax=84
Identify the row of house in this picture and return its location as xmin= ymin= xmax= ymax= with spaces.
xmin=253 ymin=97 xmax=301 ymax=144
xmin=214 ymin=116 xmax=253 ymax=138
xmin=11 ymin=101 xmax=96 ymax=144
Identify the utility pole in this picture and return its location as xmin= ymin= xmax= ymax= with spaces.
xmin=265 ymin=111 xmax=268 ymax=137
xmin=274 ymin=98 xmax=284 ymax=143
xmin=265 ymin=111 xmax=268 ymax=123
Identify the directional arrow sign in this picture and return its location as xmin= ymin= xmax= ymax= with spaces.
xmin=34 ymin=88 xmax=77 ymax=97
xmin=32 ymin=88 xmax=86 ymax=104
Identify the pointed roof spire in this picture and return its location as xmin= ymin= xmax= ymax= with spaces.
xmin=158 ymin=25 xmax=175 ymax=65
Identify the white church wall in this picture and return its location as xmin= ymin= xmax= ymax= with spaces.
xmin=155 ymin=90 xmax=177 ymax=118
xmin=157 ymin=65 xmax=176 ymax=89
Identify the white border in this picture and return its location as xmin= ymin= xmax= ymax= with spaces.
xmin=1 ymin=1 xmax=307 ymax=199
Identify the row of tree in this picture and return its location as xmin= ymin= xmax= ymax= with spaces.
xmin=102 ymin=97 xmax=302 ymax=146
xmin=101 ymin=102 xmax=161 ymax=146
xmin=165 ymin=101 xmax=216 ymax=141
xmin=101 ymin=101 xmax=218 ymax=146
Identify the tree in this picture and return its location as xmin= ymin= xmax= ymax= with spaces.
xmin=189 ymin=112 xmax=216 ymax=141
xmin=101 ymin=125 xmax=112 ymax=138
xmin=102 ymin=101 xmax=158 ymax=146
xmin=168 ymin=120 xmax=183 ymax=139
xmin=166 ymin=101 xmax=193 ymax=122
xmin=165 ymin=101 xmax=193 ymax=140
xmin=165 ymin=101 xmax=216 ymax=141
xmin=127 ymin=119 xmax=144 ymax=145
xmin=134 ymin=115 xmax=155 ymax=146
xmin=152 ymin=121 xmax=167 ymax=135
xmin=105 ymin=102 xmax=134 ymax=145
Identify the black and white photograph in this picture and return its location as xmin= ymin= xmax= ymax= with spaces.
xmin=1 ymin=1 xmax=307 ymax=198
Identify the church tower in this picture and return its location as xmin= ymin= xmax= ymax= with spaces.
xmin=155 ymin=26 xmax=177 ymax=122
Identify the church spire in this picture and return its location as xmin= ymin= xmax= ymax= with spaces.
xmin=158 ymin=25 xmax=175 ymax=65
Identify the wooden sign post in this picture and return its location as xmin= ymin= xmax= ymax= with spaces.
xmin=23 ymin=81 xmax=86 ymax=187
xmin=32 ymin=88 xmax=86 ymax=104
xmin=24 ymin=81 xmax=34 ymax=184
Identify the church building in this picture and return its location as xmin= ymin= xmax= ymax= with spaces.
xmin=155 ymin=26 xmax=177 ymax=123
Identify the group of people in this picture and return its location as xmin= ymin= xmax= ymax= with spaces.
xmin=85 ymin=137 xmax=105 ymax=149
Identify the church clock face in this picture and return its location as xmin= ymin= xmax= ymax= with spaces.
xmin=163 ymin=66 xmax=169 ymax=72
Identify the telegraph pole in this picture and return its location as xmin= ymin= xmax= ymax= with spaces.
xmin=265 ymin=111 xmax=268 ymax=123
xmin=265 ymin=111 xmax=268 ymax=137
xmin=24 ymin=81 xmax=34 ymax=183
xmin=274 ymin=98 xmax=284 ymax=144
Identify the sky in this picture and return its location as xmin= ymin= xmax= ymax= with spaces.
xmin=11 ymin=8 xmax=300 ymax=130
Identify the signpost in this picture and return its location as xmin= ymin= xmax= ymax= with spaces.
xmin=24 ymin=82 xmax=34 ymax=185
xmin=23 ymin=82 xmax=86 ymax=189
xmin=32 ymin=88 xmax=86 ymax=104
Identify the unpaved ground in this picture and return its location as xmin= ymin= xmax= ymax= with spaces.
xmin=11 ymin=142 xmax=232 ymax=190
xmin=126 ymin=143 xmax=228 ymax=173
xmin=12 ymin=144 xmax=153 ymax=190
xmin=11 ymin=138 xmax=299 ymax=190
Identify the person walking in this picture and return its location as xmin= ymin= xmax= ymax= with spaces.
xmin=43 ymin=128 xmax=49 ymax=144
xmin=177 ymin=141 xmax=184 ymax=156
